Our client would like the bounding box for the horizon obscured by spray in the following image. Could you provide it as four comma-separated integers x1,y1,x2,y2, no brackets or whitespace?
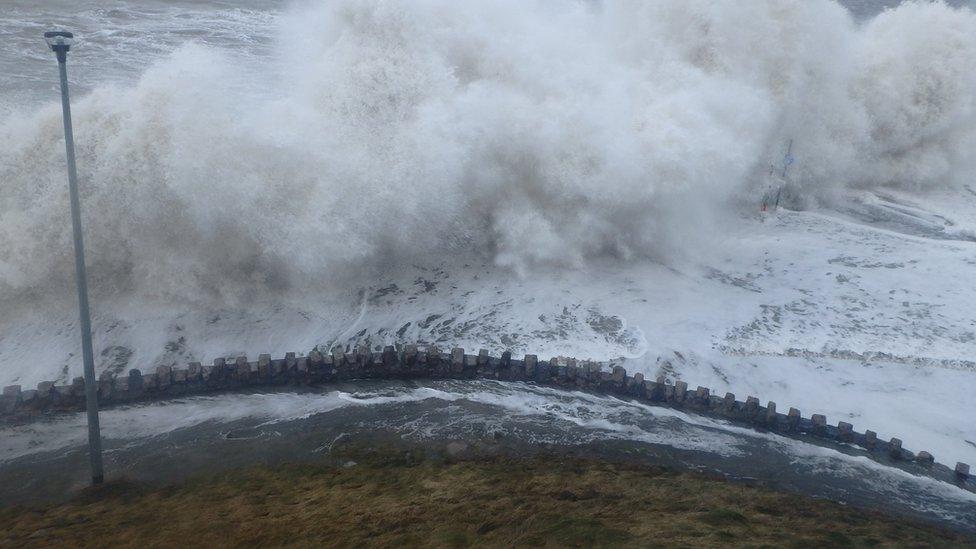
1,0,975,305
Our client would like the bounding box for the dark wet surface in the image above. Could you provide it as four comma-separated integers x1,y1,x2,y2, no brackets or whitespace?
0,380,973,534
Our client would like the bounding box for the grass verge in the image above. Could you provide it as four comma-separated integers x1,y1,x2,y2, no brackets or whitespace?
1,446,972,548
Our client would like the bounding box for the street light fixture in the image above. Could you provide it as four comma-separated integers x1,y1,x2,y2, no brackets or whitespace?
44,29,105,485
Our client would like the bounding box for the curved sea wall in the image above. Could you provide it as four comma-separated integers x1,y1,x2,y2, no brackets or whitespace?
0,345,971,490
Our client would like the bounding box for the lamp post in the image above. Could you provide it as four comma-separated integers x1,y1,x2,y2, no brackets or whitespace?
44,30,104,485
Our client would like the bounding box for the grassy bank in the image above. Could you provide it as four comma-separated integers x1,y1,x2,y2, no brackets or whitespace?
1,449,972,548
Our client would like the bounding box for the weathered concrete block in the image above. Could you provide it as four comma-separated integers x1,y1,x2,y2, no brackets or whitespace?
309,350,323,369
477,349,489,368
382,346,397,370
500,351,512,368
451,348,464,373
156,365,172,387
673,381,688,404
863,429,877,449
331,347,346,367
786,407,800,430
37,381,54,396
915,451,934,465
888,438,903,459
258,354,271,376
20,389,37,404
722,393,736,415
139,372,157,391
296,356,309,374
128,370,143,393
98,373,115,400
745,396,760,419
612,366,626,385
956,462,971,478
837,421,854,442
765,402,777,425
694,386,709,404
284,352,297,372
172,368,188,383
404,345,419,367
72,377,86,396
188,362,202,380
524,354,537,377
212,358,227,379
235,356,249,378
811,414,826,435
2,385,21,398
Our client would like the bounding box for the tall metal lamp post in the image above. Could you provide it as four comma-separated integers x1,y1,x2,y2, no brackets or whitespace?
44,30,104,485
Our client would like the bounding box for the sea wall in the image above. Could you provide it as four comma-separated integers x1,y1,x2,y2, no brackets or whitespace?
1,345,971,490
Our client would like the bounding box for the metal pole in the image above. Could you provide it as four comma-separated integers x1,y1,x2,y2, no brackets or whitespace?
55,49,104,485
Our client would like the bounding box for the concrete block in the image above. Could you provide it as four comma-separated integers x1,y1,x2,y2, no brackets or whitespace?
501,351,512,368
405,345,418,366
284,352,297,371
235,356,249,378
72,377,86,395
673,381,688,403
172,368,188,383
2,385,21,398
722,393,735,414
612,366,626,384
745,397,760,418
956,462,971,478
309,350,323,368
212,358,227,378
128,370,143,392
915,451,934,465
37,381,54,395
695,386,709,403
156,365,172,387
331,347,345,367
258,354,271,374
382,346,397,369
786,407,800,431
524,354,537,377
296,356,309,373
837,421,854,442
188,362,202,380
139,372,156,391
20,389,37,404
889,438,903,459
765,402,777,425
477,349,489,368
811,414,826,434
863,430,877,448
451,348,464,373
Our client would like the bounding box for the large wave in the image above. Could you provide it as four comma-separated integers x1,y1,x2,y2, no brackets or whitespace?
1,0,975,304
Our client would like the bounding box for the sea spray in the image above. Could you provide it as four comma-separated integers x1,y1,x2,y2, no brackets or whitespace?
1,0,975,305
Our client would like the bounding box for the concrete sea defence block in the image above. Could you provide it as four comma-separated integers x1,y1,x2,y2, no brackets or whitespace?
837,421,854,442
787,407,800,431
187,362,202,381
888,438,903,459
451,348,464,373
745,397,760,420
524,354,537,377
765,402,777,426
612,366,626,385
673,381,688,404
915,451,934,465
811,414,826,435
956,462,971,478
156,365,172,388
863,430,877,449
722,393,736,416
258,354,272,377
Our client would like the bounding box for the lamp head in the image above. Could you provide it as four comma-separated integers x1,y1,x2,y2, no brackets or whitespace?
44,31,74,56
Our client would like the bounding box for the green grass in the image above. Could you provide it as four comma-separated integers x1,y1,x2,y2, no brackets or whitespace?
0,446,972,548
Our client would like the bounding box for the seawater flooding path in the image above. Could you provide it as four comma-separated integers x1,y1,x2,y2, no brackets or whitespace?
1,380,974,535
